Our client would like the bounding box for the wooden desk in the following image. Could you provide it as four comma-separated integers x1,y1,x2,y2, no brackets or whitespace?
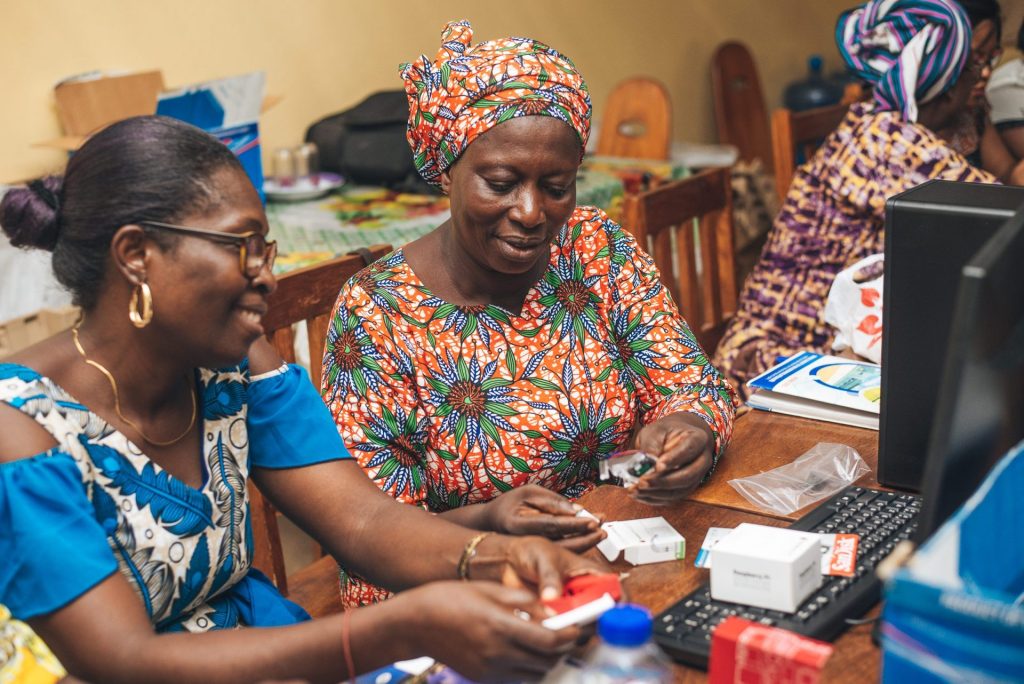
579,486,881,683
577,410,885,683
292,410,886,680
690,410,880,521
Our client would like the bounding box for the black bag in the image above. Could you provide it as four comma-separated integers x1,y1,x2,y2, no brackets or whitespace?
305,90,436,194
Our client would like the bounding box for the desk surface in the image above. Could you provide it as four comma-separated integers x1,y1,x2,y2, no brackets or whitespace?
691,409,880,520
578,410,884,683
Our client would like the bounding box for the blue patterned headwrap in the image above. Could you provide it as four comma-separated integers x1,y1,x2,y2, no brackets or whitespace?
836,0,972,122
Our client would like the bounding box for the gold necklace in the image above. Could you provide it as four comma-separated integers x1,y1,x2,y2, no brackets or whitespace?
71,324,197,447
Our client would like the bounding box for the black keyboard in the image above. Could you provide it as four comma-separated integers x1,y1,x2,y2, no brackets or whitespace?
654,485,921,669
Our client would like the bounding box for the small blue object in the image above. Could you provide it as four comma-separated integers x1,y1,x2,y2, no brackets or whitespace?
156,73,267,203
597,604,654,647
783,54,845,112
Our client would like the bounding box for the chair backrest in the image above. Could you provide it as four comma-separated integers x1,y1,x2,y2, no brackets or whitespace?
770,102,849,202
621,168,737,353
596,77,672,160
711,41,773,166
248,244,392,594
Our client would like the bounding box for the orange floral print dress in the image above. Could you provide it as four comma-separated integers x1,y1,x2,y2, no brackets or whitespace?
322,206,737,606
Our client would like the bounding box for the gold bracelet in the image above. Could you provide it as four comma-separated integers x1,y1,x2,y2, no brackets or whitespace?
457,531,494,580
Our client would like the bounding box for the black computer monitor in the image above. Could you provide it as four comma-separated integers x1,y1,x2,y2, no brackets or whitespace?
915,208,1024,542
880,181,1024,490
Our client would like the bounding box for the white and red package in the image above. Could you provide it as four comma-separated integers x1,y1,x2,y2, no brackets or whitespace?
540,573,622,630
824,253,884,364
819,533,859,577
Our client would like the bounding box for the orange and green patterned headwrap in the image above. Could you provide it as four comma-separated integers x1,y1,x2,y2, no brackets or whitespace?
401,20,591,187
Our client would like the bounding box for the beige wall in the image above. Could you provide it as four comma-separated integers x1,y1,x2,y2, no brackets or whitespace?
0,0,996,183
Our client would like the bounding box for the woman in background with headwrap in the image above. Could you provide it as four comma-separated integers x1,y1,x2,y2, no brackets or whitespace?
323,20,737,607
714,0,1000,395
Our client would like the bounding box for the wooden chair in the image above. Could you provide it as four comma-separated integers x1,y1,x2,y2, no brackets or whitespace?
711,41,773,166
621,168,737,353
770,101,850,202
596,77,672,160
248,244,392,603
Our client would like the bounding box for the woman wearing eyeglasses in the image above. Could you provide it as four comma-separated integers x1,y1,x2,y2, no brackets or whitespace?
0,115,602,683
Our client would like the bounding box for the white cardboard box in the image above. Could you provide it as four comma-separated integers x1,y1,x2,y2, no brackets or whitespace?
709,523,821,613
597,517,685,565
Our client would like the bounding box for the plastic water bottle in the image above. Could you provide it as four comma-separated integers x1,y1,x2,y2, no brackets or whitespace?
578,605,671,683
783,55,845,112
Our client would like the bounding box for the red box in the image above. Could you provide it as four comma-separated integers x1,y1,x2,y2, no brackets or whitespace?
708,617,834,684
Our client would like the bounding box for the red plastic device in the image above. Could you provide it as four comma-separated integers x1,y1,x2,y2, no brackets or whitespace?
542,573,623,615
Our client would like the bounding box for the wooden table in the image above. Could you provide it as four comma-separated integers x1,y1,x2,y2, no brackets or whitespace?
577,409,882,683
292,410,885,680
691,409,880,520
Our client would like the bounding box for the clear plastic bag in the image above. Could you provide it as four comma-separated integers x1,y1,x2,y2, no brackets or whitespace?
728,443,870,515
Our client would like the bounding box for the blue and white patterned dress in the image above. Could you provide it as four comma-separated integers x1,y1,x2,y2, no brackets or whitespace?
0,361,348,631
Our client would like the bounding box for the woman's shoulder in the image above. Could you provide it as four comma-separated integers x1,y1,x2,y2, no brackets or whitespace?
566,204,612,230
0,363,66,465
0,361,46,385
845,101,945,152
0,360,71,409
820,102,962,184
337,248,417,305
556,205,626,253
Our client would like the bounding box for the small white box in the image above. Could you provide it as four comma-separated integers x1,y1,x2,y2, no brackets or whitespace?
597,517,685,565
709,523,822,613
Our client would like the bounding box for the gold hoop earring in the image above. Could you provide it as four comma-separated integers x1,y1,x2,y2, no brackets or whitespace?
129,282,153,328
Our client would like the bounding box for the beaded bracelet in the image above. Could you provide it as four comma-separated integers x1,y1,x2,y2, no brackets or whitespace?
457,531,494,580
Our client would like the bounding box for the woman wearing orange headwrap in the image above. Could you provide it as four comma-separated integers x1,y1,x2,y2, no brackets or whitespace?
323,21,737,607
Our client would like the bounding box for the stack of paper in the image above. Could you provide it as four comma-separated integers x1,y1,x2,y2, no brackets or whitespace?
746,352,881,430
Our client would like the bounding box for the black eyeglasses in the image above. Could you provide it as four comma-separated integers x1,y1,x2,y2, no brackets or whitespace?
970,48,1003,73
141,221,277,278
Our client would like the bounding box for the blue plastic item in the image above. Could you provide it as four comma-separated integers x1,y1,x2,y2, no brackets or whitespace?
582,605,672,683
784,55,846,112
880,440,1024,682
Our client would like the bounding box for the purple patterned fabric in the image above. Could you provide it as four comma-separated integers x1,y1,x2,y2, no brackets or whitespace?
714,102,997,396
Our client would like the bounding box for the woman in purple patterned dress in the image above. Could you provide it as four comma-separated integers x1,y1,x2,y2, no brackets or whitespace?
715,0,1000,395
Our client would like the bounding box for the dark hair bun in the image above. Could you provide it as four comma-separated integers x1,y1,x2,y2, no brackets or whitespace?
0,175,63,251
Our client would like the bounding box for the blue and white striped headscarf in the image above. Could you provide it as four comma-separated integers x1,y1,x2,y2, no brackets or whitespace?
836,0,972,122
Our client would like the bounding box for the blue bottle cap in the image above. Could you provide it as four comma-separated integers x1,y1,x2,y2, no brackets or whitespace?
809,55,824,73
597,604,653,647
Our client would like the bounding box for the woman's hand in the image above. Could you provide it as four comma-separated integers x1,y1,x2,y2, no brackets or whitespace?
630,413,715,505
482,485,606,552
401,580,579,682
